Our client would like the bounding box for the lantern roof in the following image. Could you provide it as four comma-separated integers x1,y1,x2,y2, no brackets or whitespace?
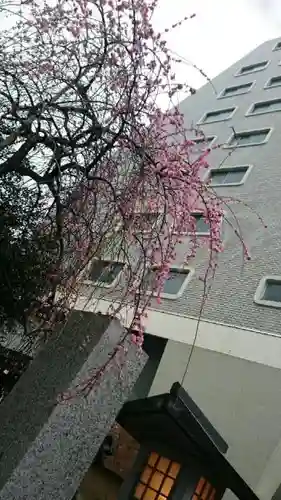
117,382,259,500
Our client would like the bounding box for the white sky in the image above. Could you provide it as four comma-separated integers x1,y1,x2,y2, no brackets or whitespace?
1,0,281,105
154,0,281,92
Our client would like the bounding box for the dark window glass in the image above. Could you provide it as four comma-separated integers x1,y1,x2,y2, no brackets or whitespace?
147,268,190,295
210,171,228,185
90,260,124,284
268,76,281,87
240,61,267,74
268,100,281,111
223,83,252,96
203,108,235,123
191,136,214,145
192,213,210,233
133,213,159,232
252,99,281,113
189,136,215,153
210,167,248,185
163,270,189,294
262,280,281,302
193,136,214,143
229,130,269,146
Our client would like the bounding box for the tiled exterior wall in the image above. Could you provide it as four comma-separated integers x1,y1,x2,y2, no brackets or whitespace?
82,38,281,335
169,37,281,334
150,39,281,498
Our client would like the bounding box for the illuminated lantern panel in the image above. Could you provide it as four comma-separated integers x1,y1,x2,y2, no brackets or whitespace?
192,476,216,500
134,452,181,500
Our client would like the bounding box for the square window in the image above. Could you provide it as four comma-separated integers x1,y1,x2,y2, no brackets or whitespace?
225,128,272,148
189,135,216,152
125,212,161,237
209,166,251,186
146,267,193,299
264,75,281,89
198,107,237,124
254,276,281,308
218,82,254,98
263,281,281,302
246,98,281,115
273,41,281,51
133,213,160,232
236,60,269,76
89,259,124,286
174,213,215,236
191,213,210,234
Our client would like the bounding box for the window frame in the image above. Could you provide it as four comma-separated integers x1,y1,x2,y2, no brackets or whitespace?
197,106,237,125
234,60,270,77
223,127,273,149
131,212,162,235
264,75,281,89
254,276,281,309
189,135,217,151
83,258,125,288
208,165,253,187
273,41,281,51
145,266,194,300
190,212,211,236
173,212,224,236
217,81,255,99
246,98,281,117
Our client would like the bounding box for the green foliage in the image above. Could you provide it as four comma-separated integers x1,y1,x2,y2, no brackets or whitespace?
0,174,54,330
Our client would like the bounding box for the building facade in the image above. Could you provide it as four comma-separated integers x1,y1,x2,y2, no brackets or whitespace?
149,37,281,500
77,37,281,500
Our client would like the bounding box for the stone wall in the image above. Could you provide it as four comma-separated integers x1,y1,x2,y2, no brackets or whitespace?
0,311,146,500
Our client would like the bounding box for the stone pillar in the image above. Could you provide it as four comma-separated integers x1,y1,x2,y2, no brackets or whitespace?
0,311,146,500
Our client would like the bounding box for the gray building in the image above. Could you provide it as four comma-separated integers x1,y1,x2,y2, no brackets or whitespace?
76,38,281,500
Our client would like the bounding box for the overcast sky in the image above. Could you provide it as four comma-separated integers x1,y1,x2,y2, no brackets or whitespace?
1,0,281,103
154,0,281,95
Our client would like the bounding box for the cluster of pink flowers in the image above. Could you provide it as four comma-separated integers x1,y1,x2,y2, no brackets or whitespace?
1,0,228,383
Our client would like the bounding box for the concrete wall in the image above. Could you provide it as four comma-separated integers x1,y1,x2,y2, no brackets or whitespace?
150,338,281,498
78,298,281,371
